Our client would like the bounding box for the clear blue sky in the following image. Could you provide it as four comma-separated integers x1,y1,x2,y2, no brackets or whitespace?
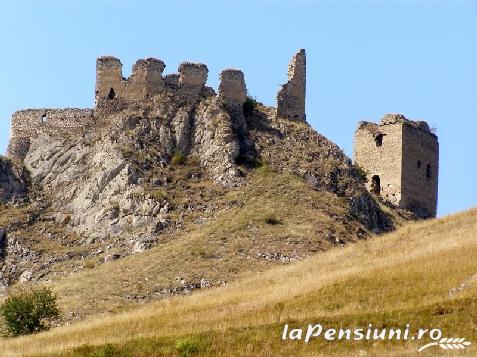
1,0,476,217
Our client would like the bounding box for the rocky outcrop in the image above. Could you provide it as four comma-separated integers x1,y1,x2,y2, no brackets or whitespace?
192,98,242,187
0,156,28,204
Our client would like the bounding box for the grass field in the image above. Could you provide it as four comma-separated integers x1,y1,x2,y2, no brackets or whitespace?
0,208,475,356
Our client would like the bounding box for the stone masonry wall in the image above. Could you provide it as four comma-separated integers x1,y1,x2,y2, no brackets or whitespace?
354,120,404,205
7,109,94,161
353,113,439,217
401,124,439,217
95,57,210,109
218,69,247,106
95,56,166,106
276,49,306,121
178,62,209,104
9,51,307,162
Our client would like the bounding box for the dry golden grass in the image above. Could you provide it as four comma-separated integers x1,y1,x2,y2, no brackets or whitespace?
0,207,475,356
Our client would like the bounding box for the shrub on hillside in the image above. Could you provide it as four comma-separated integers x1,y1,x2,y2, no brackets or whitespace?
176,337,201,356
243,96,258,117
171,150,187,165
0,287,60,336
264,215,283,226
353,164,368,181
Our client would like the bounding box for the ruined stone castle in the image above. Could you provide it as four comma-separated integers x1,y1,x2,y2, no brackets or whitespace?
6,48,438,218
7,49,307,162
354,114,439,217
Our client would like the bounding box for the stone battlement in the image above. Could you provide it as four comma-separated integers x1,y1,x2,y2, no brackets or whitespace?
95,56,166,104
7,50,307,162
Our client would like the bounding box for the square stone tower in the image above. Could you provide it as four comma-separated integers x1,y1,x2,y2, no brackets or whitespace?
354,114,439,218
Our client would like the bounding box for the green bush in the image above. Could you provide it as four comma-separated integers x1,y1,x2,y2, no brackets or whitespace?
0,287,60,336
264,215,283,225
171,150,186,165
353,165,368,181
243,96,258,117
175,337,200,357
256,159,272,175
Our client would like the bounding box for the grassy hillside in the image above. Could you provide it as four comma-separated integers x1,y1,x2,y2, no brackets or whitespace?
7,168,371,321
0,208,475,356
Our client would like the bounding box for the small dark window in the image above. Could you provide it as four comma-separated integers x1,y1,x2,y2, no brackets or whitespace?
108,87,116,100
417,160,421,168
426,164,431,178
371,175,381,195
375,134,384,147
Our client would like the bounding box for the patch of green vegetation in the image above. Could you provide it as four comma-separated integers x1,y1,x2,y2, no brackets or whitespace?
171,150,187,165
175,337,201,357
256,159,272,175
148,188,168,202
264,215,283,226
353,164,368,181
243,96,258,117
0,288,59,336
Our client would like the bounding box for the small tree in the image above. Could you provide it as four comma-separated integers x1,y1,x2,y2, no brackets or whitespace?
243,96,258,117
1,287,60,336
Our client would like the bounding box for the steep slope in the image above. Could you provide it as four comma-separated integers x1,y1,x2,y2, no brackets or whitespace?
0,208,475,356
0,99,398,306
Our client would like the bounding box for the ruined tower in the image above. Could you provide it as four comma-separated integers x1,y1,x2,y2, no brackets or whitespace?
276,49,306,121
218,69,247,107
354,113,439,218
95,56,166,106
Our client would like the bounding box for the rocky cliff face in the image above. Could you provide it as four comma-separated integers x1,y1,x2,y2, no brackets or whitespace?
0,157,29,204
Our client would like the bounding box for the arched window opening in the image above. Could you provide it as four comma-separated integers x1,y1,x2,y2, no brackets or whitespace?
426,164,431,178
108,87,116,100
374,134,384,147
417,160,421,168
371,175,381,195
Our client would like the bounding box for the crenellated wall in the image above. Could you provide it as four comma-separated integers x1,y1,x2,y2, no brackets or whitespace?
95,57,166,105
7,50,312,162
7,109,94,161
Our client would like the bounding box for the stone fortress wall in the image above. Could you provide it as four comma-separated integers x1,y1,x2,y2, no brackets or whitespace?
7,109,94,161
354,114,439,217
7,49,306,162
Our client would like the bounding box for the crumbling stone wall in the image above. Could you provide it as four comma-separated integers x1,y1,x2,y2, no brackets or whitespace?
401,123,439,217
276,49,306,121
218,69,247,106
95,57,166,106
353,113,438,217
7,109,94,161
8,51,311,163
178,62,209,104
95,57,210,110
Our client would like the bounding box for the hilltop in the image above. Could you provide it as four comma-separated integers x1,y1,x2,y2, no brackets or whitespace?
0,49,415,323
